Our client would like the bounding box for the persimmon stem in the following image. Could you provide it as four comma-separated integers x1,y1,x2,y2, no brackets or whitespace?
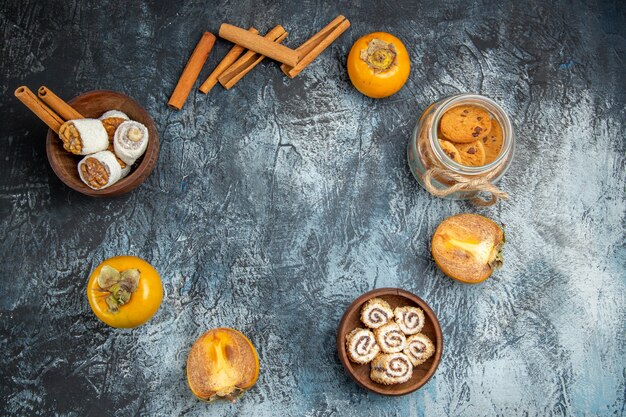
360,38,397,72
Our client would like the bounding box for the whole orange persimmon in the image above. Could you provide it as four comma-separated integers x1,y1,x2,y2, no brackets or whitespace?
87,255,163,328
347,32,410,98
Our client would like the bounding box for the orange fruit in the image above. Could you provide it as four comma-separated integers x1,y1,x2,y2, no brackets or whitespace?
347,32,410,98
187,328,260,402
87,256,163,328
431,214,504,283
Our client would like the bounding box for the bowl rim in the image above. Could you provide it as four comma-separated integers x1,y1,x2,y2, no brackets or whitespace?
336,287,443,396
45,89,159,197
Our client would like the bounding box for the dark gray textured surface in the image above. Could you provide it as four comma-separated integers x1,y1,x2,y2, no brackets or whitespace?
1,0,625,416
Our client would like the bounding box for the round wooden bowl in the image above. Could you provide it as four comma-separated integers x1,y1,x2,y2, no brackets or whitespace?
45,90,159,197
337,288,443,396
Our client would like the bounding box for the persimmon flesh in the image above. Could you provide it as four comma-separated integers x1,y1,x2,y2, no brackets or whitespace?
187,328,260,402
432,214,504,283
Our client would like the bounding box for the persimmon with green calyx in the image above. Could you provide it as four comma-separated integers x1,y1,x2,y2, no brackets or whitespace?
187,328,260,403
87,256,163,328
431,213,505,284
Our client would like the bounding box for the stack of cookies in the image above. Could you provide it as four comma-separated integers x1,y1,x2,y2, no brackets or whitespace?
438,104,503,166
345,297,435,385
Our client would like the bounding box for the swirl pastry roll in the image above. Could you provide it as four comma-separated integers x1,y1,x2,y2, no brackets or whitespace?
99,110,129,140
394,306,425,335
59,119,109,155
360,298,393,329
403,333,435,366
370,353,413,385
114,120,149,165
374,322,407,353
78,150,123,190
345,328,380,364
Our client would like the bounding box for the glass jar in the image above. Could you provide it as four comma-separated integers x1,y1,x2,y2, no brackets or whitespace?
407,94,515,202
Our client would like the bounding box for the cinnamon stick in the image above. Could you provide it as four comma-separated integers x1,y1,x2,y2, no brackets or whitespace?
281,15,350,78
14,86,64,133
219,23,299,67
200,27,259,94
168,32,216,110
218,26,288,90
38,86,84,120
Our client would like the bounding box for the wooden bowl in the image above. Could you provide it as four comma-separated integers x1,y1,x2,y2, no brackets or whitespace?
337,288,443,396
45,90,159,197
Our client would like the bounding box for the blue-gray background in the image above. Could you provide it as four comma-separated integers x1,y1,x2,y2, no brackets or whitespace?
1,0,624,416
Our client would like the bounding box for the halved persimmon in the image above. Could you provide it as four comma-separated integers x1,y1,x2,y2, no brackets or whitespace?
187,328,260,402
431,214,504,283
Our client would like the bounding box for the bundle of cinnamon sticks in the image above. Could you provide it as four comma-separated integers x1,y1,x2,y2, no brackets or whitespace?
168,15,350,110
14,86,83,133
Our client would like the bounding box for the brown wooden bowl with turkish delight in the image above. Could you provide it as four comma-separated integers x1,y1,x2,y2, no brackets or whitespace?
46,90,159,197
337,288,443,396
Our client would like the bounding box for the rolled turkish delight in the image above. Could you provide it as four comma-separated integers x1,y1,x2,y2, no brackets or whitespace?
100,109,129,120
58,119,109,155
99,110,129,140
374,322,407,353
345,328,380,364
394,306,425,335
370,353,413,385
403,333,435,366
113,120,149,165
360,298,393,329
120,163,131,179
77,150,123,190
